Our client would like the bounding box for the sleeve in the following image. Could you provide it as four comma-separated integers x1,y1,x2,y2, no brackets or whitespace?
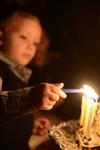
0,86,36,116
0,77,2,91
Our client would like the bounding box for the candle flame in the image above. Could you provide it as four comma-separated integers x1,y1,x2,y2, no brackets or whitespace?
81,85,99,101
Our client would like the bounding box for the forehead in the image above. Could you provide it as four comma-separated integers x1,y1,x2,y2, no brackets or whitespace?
5,15,42,36
16,18,41,33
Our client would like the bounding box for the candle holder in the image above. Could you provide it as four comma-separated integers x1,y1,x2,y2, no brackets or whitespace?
49,85,100,150
75,101,100,149
49,121,100,150
76,85,100,149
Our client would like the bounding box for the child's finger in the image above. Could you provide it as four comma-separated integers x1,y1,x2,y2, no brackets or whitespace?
50,85,67,99
53,82,64,89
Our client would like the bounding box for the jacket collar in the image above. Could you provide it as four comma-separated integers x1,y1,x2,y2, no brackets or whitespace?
0,51,32,84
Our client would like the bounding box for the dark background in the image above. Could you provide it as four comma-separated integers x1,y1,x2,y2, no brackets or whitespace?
1,0,100,120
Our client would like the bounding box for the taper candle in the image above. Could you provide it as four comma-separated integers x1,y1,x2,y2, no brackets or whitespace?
79,95,87,127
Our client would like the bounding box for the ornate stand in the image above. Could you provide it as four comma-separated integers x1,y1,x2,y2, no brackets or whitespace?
49,120,100,150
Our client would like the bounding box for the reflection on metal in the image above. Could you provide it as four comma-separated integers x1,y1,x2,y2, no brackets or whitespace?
49,85,100,150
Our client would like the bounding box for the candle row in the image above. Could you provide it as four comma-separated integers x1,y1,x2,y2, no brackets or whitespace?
79,95,98,137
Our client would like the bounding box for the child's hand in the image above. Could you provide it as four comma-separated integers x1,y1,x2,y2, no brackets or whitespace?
32,116,50,136
31,82,67,110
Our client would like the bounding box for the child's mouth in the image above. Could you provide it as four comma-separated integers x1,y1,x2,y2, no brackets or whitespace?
23,54,31,59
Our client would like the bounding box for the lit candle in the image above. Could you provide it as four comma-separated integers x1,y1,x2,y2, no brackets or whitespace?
84,97,95,137
79,95,87,127
83,96,92,136
97,103,100,136
91,101,98,124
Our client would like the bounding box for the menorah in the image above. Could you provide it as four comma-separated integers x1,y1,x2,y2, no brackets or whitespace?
49,85,100,150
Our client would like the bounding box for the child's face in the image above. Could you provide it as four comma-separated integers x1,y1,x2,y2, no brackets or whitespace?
2,18,42,66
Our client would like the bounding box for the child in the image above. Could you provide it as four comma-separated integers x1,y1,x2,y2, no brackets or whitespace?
0,5,67,150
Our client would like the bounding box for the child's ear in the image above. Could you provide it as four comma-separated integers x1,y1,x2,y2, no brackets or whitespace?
0,31,3,46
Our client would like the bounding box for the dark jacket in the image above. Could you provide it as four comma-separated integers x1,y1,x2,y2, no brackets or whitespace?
0,52,35,150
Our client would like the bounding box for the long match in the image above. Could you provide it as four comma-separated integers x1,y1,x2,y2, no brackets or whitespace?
62,88,99,100
62,88,83,93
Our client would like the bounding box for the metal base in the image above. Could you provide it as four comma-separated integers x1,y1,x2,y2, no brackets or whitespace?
49,120,100,150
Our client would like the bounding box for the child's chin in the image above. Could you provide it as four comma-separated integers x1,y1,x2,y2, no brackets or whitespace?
20,61,29,66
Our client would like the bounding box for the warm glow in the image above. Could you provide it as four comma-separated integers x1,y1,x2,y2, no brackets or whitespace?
81,85,99,101
79,84,99,138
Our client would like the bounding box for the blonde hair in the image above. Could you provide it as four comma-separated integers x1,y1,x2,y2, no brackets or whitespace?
0,11,41,33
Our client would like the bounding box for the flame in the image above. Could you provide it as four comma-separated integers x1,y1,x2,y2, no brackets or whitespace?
81,85,99,101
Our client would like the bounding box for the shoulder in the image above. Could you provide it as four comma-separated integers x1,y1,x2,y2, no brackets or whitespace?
0,59,8,67
0,59,11,83
0,59,10,73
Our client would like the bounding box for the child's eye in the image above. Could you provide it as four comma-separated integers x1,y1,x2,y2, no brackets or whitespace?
20,35,27,40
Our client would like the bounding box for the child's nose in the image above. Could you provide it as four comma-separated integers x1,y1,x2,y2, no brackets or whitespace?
27,43,34,51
